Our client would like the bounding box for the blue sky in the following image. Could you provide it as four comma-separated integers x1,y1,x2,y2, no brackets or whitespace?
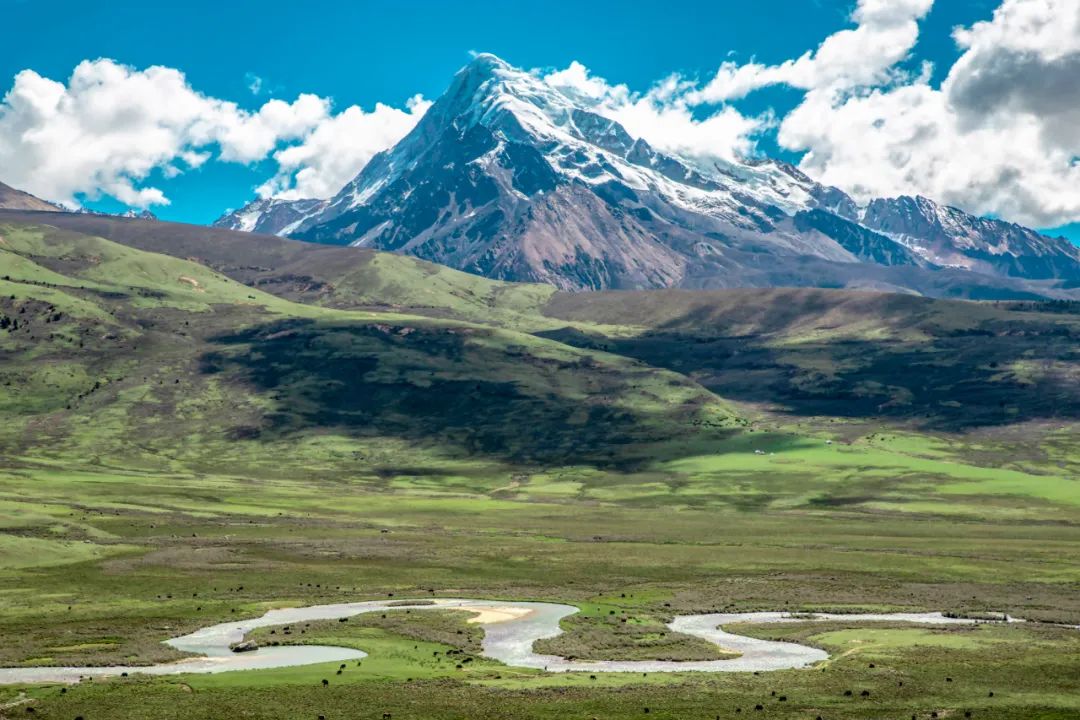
2,0,1078,242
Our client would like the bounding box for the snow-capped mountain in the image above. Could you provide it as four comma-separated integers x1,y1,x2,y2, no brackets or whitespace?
216,54,1080,295
862,196,1079,280
73,207,158,220
121,209,158,220
214,197,328,236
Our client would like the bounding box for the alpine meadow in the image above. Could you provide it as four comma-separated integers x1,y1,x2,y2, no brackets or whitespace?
1,2,1079,719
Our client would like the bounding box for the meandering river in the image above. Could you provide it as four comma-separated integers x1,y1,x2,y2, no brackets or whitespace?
0,598,1042,684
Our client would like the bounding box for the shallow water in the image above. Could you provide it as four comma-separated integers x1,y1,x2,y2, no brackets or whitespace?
0,599,1045,684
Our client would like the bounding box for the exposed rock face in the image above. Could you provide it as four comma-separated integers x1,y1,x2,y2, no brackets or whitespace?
794,210,923,267
215,198,329,236
216,54,1080,296
861,195,1080,280
0,182,63,212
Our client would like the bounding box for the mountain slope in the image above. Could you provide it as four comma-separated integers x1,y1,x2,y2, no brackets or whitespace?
0,181,62,212
7,208,1077,336
287,54,870,290
862,195,1080,279
0,218,739,474
3,209,1076,436
0,209,562,329
540,287,1080,430
214,197,328,235
793,209,925,267
218,54,1080,297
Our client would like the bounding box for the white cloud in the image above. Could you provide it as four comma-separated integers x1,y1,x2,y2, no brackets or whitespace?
536,0,932,178
540,0,1080,228
0,59,426,208
544,61,620,104
543,62,765,164
257,95,430,200
215,94,331,163
8,1,1080,229
691,0,933,103
764,0,1080,227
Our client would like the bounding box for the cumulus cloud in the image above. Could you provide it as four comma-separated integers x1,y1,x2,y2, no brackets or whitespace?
544,61,621,104
763,0,1080,227
540,0,1080,227
536,0,933,177
947,0,1080,133
691,0,933,102
0,59,426,208
543,61,765,164
8,1,1080,229
257,95,431,200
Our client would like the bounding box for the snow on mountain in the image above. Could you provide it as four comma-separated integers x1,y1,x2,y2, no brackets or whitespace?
72,207,158,220
0,181,161,220
214,197,328,236
215,54,1080,295
121,209,158,220
285,53,864,289
862,196,1080,279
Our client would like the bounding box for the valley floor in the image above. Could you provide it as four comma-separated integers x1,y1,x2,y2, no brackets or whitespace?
0,217,1077,718
1,417,1078,719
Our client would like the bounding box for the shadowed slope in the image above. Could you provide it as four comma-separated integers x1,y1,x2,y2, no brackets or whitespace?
0,220,737,473
540,288,1080,429
3,212,1078,431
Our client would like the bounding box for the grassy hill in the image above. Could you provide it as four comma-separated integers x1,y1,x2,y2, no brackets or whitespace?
1,213,1076,503
0,210,559,328
0,212,1078,720
0,220,736,476
540,288,1080,430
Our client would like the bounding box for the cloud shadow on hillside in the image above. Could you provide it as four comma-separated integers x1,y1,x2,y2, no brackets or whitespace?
199,318,731,469
536,305,1080,432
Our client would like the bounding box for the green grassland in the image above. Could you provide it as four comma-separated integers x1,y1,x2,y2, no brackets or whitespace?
532,605,738,662
0,216,1077,718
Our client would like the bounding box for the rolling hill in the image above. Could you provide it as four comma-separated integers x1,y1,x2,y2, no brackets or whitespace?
0,215,738,476
2,209,1077,451
1,212,1079,720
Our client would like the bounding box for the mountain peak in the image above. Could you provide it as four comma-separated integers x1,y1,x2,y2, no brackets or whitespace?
460,52,513,78
217,56,1080,296
214,196,329,235
438,54,572,139
450,52,536,99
